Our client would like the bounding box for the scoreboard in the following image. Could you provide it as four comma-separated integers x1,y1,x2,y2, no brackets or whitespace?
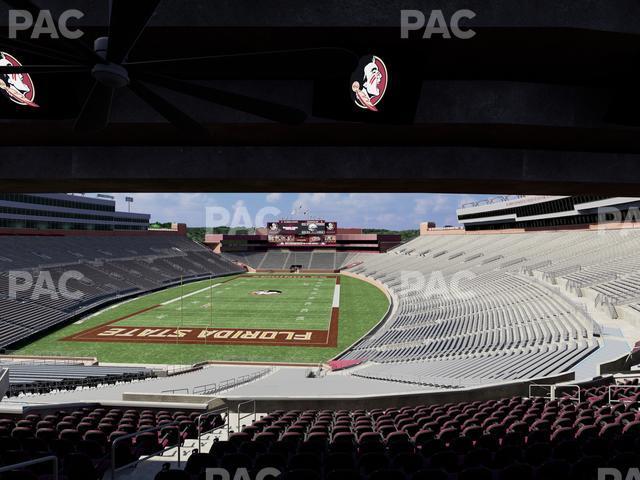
267,220,337,245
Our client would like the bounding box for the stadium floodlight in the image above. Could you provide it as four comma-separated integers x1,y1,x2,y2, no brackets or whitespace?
125,196,134,212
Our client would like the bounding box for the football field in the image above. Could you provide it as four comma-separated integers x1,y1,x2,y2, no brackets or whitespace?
15,273,389,364
115,275,336,330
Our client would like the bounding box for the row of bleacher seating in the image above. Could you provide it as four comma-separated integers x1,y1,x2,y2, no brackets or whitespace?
352,341,598,388
339,230,629,385
0,235,244,348
2,362,155,397
1,377,638,479
148,378,640,480
0,405,220,479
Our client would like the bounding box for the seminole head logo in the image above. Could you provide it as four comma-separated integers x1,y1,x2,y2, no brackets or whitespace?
351,55,387,112
0,52,38,108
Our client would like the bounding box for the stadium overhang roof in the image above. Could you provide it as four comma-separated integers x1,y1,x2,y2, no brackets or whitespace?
0,0,639,193
4,146,640,194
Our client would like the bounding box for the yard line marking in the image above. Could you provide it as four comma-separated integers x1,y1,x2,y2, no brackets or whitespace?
161,283,222,306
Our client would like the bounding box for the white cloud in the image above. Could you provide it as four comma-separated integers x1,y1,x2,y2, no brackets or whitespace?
231,199,245,210
413,195,452,216
98,193,217,226
95,192,490,230
289,193,405,228
266,192,282,203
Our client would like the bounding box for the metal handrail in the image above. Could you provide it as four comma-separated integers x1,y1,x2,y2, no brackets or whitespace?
554,384,581,403
161,388,189,394
608,384,640,404
192,381,217,395
237,400,256,431
0,455,58,479
167,364,202,376
197,406,230,453
192,368,272,395
111,421,182,480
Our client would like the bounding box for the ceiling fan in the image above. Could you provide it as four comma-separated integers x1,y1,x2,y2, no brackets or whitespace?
0,0,358,134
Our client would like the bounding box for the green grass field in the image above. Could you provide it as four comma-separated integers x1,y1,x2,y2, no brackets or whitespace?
14,274,389,365
115,275,336,330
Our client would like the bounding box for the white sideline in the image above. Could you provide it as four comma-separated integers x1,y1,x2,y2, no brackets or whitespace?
161,283,221,306
332,284,341,308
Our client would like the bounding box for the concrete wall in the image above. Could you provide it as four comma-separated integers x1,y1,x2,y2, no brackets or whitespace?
599,351,640,375
122,392,224,409
221,372,574,411
0,369,8,401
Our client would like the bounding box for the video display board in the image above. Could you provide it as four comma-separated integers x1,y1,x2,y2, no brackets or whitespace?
267,220,337,245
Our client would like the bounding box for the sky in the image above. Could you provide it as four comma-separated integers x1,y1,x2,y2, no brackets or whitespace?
100,192,490,230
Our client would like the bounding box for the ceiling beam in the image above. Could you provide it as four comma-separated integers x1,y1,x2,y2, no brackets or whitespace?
2,145,640,194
